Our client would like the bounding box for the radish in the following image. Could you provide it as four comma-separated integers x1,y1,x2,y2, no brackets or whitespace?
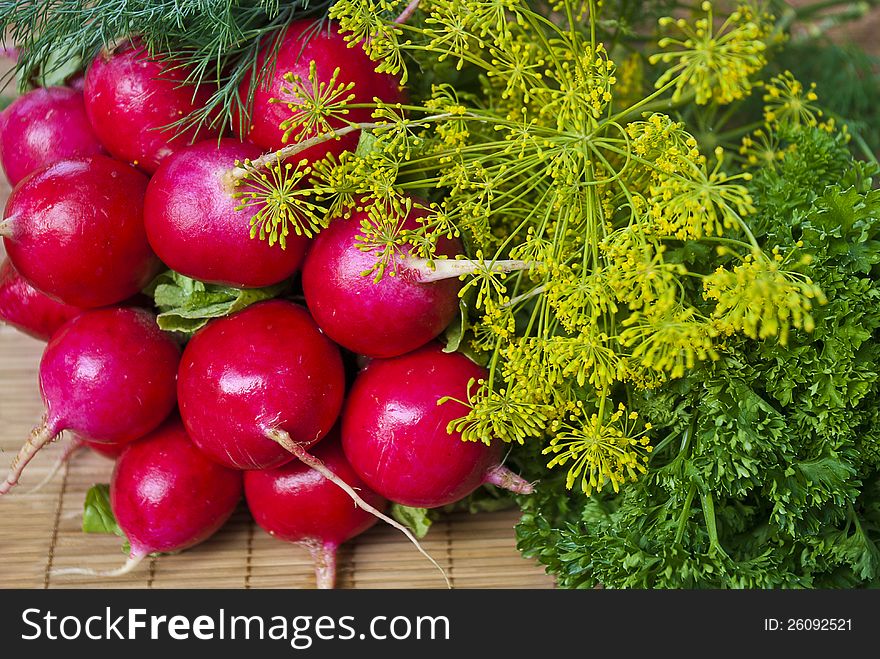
56,418,243,577
177,299,345,471
178,298,447,582
342,343,533,508
302,203,463,358
0,155,160,308
83,39,219,173
237,20,403,161
244,436,386,589
0,258,80,341
144,138,308,288
0,307,180,494
0,86,104,186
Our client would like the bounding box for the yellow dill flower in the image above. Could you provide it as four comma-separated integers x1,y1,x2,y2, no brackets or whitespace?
601,230,685,312
739,128,794,169
650,2,770,105
612,52,645,110
545,332,628,395
444,379,553,445
763,71,823,129
545,266,619,333
704,250,827,345
329,0,407,81
537,43,617,129
648,147,756,240
543,402,653,495
620,305,720,380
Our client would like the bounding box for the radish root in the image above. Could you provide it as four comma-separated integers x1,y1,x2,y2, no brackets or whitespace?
306,540,338,590
395,0,421,24
0,216,16,238
267,428,452,589
0,416,60,495
401,257,537,283
483,464,535,494
23,437,85,495
52,553,145,578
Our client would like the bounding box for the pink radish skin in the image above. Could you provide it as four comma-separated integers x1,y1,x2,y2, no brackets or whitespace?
144,139,308,288
0,258,80,341
342,343,533,508
237,20,403,160
0,307,181,494
111,419,243,562
245,437,386,589
1,156,160,308
302,204,462,358
0,86,104,186
84,40,219,173
178,300,345,470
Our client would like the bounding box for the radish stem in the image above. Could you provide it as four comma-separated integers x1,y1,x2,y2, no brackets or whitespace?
266,428,452,589
395,0,421,24
0,216,16,238
401,257,537,283
483,464,535,494
0,416,60,495
52,553,146,578
306,540,338,589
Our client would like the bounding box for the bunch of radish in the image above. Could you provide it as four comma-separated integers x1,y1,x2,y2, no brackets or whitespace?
0,21,531,588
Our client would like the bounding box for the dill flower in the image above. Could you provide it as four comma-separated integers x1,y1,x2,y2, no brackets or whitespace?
274,62,356,145
650,2,770,105
762,71,823,129
444,379,553,445
647,147,756,240
739,127,793,169
704,250,827,345
620,305,720,380
543,403,653,495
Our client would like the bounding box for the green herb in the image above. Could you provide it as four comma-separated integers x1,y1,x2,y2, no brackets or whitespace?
146,270,289,335
82,484,124,537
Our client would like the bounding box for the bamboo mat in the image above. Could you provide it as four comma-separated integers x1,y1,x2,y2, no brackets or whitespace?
0,172,554,590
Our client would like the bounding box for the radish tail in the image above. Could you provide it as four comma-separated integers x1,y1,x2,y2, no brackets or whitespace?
52,553,146,578
0,215,16,238
306,541,338,589
267,429,452,589
395,0,421,24
0,416,60,495
402,257,536,283
23,437,85,495
483,464,535,495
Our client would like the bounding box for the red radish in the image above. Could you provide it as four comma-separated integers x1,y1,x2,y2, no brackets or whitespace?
0,86,104,186
237,20,403,161
144,139,308,288
302,203,463,358
342,343,533,508
178,299,447,582
83,40,219,173
245,436,386,589
177,300,345,471
0,258,80,341
0,307,180,495
56,419,243,577
0,156,160,308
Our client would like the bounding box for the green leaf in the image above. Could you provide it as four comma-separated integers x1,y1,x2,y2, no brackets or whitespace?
82,484,123,536
442,298,469,353
390,504,434,539
354,130,379,158
145,270,289,335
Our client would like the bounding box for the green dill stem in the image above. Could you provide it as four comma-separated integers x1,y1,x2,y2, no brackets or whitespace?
713,120,765,143
852,132,880,166
605,78,685,127
503,284,547,309
674,482,697,545
700,490,728,557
